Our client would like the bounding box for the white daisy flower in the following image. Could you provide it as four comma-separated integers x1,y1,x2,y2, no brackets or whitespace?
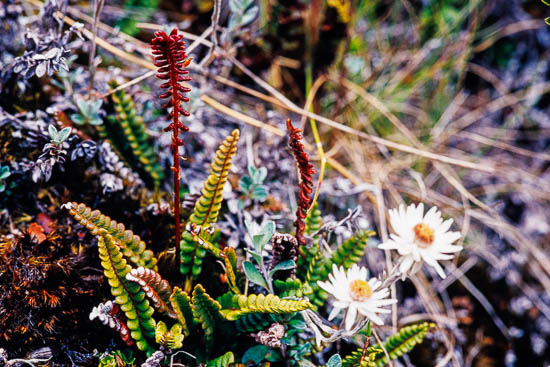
318,264,397,331
378,203,462,279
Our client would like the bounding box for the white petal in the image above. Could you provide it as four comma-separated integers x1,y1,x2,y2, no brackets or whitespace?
317,280,334,295
423,256,447,279
345,304,357,331
399,255,414,274
328,306,343,321
363,311,384,325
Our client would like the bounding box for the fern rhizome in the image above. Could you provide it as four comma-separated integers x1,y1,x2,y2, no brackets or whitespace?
61,28,437,367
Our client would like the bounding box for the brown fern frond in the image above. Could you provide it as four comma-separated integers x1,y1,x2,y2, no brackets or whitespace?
125,267,176,318
90,300,134,346
287,119,316,247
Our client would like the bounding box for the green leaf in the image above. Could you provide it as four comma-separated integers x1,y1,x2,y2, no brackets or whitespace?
253,167,267,184
239,175,252,192
75,97,89,116
245,249,263,267
70,113,85,125
207,351,235,367
0,166,10,180
327,354,342,367
57,127,72,142
252,185,268,201
243,261,267,289
247,164,257,178
242,345,269,365
265,348,283,362
48,125,58,140
268,260,296,279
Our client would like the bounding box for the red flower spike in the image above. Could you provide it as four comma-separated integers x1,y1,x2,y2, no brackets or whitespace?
287,119,316,247
151,28,192,267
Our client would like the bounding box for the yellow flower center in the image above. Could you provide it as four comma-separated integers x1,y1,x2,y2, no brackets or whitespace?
349,280,372,301
413,223,434,248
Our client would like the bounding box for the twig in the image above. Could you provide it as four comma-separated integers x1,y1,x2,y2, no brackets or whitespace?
200,0,221,67
88,0,105,94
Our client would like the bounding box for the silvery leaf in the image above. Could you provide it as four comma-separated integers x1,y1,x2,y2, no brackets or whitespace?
35,62,47,77
48,125,58,140
45,48,60,59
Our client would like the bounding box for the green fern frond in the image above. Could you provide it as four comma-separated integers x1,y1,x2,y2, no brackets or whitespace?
234,313,284,333
67,202,157,270
296,204,323,279
102,80,164,188
206,351,235,367
189,129,240,226
192,284,222,352
303,244,327,310
181,129,240,280
185,224,224,259
297,243,322,287
169,287,195,337
341,322,434,367
273,278,313,298
219,293,312,321
97,230,156,354
223,247,241,294
155,321,184,350
321,230,373,279
304,203,322,235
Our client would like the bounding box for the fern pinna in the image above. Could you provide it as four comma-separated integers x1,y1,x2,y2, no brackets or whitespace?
341,322,434,367
180,129,240,284
152,28,192,268
101,80,164,189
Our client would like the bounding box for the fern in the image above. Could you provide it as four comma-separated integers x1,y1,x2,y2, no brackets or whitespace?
304,203,322,235
66,202,157,270
169,287,195,337
320,230,373,279
219,293,312,321
223,247,241,294
180,129,240,280
102,80,164,188
90,300,134,347
125,267,174,317
273,278,313,298
155,321,184,349
287,119,315,247
234,313,284,333
297,242,321,284
341,323,434,367
97,230,156,354
192,284,222,352
207,351,235,367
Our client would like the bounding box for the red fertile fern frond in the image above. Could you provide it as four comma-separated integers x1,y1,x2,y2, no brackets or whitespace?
151,28,192,267
286,119,316,247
